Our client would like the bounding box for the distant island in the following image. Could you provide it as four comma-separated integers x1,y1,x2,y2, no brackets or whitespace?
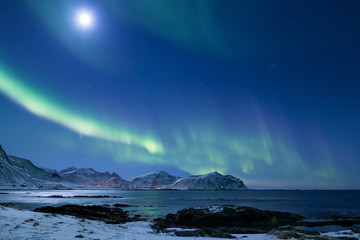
0,144,247,190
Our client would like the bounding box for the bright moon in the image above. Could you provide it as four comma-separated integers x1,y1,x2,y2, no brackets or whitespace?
76,10,94,29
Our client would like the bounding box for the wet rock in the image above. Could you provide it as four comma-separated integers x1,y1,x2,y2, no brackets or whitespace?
48,195,63,198
0,202,22,207
113,203,134,208
299,219,360,228
269,229,358,240
269,229,312,239
34,204,140,224
350,225,360,233
73,195,122,198
154,205,303,231
197,228,237,238
174,229,206,237
24,218,35,223
153,205,304,238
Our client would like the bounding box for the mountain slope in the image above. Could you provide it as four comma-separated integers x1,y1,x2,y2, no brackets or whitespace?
57,167,129,187
0,145,64,189
8,155,61,182
165,171,247,190
53,168,248,190
129,171,180,189
1,144,248,190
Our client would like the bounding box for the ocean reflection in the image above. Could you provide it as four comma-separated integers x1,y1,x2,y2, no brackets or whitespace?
1,190,360,219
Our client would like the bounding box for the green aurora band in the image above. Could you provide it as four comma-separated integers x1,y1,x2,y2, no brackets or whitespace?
0,64,340,187
0,66,164,154
0,1,344,188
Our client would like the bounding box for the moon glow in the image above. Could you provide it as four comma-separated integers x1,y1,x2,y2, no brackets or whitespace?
76,10,94,29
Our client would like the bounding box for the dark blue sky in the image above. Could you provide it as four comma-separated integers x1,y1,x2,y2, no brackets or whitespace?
0,0,359,188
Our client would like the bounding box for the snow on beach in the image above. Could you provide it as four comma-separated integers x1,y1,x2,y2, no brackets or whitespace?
0,206,279,240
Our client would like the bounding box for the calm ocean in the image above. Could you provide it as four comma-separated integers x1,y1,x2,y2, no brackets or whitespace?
1,190,359,220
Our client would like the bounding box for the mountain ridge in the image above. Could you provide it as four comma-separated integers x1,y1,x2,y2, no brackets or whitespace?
0,145,247,190
52,167,247,190
0,145,65,189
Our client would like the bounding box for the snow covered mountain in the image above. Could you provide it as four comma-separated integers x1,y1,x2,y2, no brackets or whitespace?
0,144,247,190
53,168,247,190
165,171,247,190
57,167,129,188
8,155,61,182
129,171,180,189
0,145,64,189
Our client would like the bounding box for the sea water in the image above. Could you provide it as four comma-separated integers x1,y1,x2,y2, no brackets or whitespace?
1,190,359,220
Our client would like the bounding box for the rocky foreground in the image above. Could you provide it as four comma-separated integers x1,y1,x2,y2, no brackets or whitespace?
30,204,360,239
34,204,142,224
153,205,360,239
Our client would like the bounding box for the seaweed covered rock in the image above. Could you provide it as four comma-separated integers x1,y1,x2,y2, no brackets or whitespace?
156,205,303,230
34,204,141,224
153,205,304,237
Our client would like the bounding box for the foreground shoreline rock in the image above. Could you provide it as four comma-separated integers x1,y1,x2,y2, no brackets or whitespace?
29,203,360,239
152,205,360,239
1,205,359,240
152,205,304,238
34,204,142,224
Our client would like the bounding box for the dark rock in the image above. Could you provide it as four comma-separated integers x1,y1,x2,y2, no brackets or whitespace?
73,195,122,198
113,203,134,208
217,226,266,234
163,227,236,238
269,228,359,240
34,204,140,224
0,202,22,207
153,205,305,238
299,219,360,228
350,225,360,233
207,229,236,238
269,229,309,239
155,205,303,232
48,195,63,198
173,229,206,237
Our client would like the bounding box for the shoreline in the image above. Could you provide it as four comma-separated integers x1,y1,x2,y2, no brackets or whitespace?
1,204,359,240
1,189,360,239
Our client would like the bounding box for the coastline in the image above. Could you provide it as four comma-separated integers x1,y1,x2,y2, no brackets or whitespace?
1,205,359,240
1,189,360,239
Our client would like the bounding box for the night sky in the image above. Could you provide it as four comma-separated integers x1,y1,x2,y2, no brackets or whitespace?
1,1,360,189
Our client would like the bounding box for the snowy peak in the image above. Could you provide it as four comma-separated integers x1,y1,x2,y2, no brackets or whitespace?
166,171,247,190
127,170,247,190
0,145,247,190
129,171,180,189
57,167,129,187
188,171,222,179
0,145,64,189
8,155,61,182
0,144,10,164
111,172,120,178
52,167,247,190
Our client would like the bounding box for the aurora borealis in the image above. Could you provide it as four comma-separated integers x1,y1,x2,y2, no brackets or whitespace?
1,1,359,188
